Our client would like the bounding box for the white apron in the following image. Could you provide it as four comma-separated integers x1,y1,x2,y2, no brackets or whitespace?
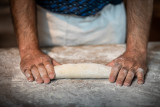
37,3,126,46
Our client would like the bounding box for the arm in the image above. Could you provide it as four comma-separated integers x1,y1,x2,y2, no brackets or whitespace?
126,0,153,58
107,0,153,86
10,0,60,84
10,0,39,57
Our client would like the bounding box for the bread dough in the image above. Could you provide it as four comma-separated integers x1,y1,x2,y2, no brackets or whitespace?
54,63,111,79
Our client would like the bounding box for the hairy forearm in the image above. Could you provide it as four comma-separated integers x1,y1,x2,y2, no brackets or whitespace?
10,0,39,57
126,0,153,55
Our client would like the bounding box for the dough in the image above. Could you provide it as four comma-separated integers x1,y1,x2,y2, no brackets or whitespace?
54,63,111,79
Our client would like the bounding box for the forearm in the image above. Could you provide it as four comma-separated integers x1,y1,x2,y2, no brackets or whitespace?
10,0,39,57
126,0,153,56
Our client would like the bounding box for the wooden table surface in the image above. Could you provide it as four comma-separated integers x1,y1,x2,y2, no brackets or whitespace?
0,43,160,107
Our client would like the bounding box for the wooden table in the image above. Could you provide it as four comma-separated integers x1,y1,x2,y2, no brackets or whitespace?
0,43,160,107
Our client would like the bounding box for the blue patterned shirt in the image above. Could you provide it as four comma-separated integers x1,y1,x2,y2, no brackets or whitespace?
36,0,122,16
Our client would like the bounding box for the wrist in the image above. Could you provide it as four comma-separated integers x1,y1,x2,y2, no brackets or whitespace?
19,46,41,58
126,48,147,55
126,41,147,55
124,49,147,59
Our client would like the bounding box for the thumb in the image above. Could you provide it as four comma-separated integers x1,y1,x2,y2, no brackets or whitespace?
106,61,114,67
52,59,61,66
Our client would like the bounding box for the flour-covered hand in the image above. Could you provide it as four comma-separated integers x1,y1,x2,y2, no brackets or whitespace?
107,51,147,86
20,49,60,84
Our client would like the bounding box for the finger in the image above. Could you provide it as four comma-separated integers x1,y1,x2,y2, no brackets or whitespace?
45,63,55,79
38,63,50,84
24,69,34,82
136,68,145,84
124,69,135,86
43,60,56,79
52,59,61,66
31,65,43,84
106,61,115,67
116,67,128,86
109,63,122,83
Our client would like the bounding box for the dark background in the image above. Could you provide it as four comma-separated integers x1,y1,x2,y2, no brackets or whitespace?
0,0,160,48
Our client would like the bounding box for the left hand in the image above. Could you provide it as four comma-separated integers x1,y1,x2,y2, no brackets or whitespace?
107,51,147,86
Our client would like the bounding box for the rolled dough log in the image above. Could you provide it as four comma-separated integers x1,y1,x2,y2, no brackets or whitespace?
54,63,111,79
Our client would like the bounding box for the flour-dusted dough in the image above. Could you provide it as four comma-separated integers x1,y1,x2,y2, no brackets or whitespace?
54,63,111,79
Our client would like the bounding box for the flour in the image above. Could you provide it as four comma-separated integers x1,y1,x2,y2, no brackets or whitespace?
0,43,160,107
46,44,125,64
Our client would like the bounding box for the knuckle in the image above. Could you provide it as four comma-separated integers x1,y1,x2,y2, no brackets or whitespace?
116,79,123,84
38,67,45,73
136,69,145,76
121,67,128,73
138,76,144,80
44,60,52,65
44,56,51,62
127,71,135,78
113,63,121,70
45,63,52,67
48,72,54,76
137,68,144,72
117,80,123,84
21,65,29,72
127,75,133,80
118,73,125,79
30,64,36,69
20,61,34,71
38,63,44,67
129,68,136,74
117,77,123,81
45,58,51,62
20,62,26,70
47,67,54,72
124,79,130,82
136,64,147,74
43,75,49,78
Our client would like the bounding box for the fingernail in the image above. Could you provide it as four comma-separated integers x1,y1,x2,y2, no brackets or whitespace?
124,82,130,86
116,83,122,86
28,79,33,82
28,77,34,82
36,78,43,84
44,78,50,84
109,77,115,83
49,74,54,79
138,81,144,84
26,73,31,78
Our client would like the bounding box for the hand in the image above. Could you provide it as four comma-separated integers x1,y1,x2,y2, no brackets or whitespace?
107,51,147,86
20,49,60,84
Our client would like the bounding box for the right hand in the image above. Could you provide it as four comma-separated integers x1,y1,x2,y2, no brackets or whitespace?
20,49,60,84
